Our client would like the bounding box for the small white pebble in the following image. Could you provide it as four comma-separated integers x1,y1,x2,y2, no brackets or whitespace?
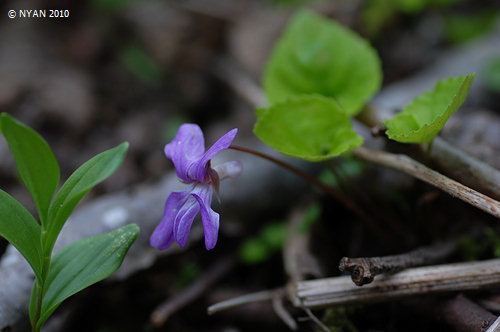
102,207,129,229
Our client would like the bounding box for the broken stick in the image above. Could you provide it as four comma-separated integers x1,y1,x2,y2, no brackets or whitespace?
339,240,459,286
292,258,500,309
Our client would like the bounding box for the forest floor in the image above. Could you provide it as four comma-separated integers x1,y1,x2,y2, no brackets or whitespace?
1,0,500,331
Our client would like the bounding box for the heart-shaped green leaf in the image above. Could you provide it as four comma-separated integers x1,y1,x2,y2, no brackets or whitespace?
263,10,382,116
44,142,128,254
384,73,475,143
32,223,139,329
0,189,42,281
0,113,60,225
254,95,363,161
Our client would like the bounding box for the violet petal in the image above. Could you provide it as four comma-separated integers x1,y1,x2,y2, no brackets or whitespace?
188,128,238,182
192,184,219,250
164,124,205,182
150,190,190,250
173,189,201,248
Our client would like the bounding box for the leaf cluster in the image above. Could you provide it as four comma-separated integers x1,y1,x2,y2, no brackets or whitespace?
0,113,139,330
254,9,475,160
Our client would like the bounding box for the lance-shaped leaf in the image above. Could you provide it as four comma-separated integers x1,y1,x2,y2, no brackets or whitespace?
44,142,129,253
0,189,43,281
263,10,382,116
384,73,475,143
254,95,363,161
0,113,59,225
32,223,139,329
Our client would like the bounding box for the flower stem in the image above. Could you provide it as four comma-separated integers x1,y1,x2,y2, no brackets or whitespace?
229,145,390,245
229,145,334,198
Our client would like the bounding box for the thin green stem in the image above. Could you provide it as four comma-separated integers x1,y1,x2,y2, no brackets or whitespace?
229,145,391,245
33,280,43,332
32,232,52,331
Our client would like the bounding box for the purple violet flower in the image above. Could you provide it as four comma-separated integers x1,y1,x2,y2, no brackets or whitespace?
150,124,241,250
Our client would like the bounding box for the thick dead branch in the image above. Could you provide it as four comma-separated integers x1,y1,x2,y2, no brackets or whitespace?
339,240,459,286
352,147,500,219
291,258,500,309
440,294,496,332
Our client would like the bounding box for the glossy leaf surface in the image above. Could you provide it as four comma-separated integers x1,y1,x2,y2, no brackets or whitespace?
34,224,139,328
0,113,59,224
263,10,382,116
0,189,42,281
384,73,475,143
45,142,129,253
254,95,363,161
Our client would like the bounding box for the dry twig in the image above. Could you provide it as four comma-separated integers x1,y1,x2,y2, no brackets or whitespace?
339,240,459,286
207,288,284,315
291,258,500,309
304,308,331,332
283,202,323,285
429,139,500,201
360,105,500,201
208,287,299,329
151,256,236,326
272,294,298,330
486,316,500,332
352,147,500,219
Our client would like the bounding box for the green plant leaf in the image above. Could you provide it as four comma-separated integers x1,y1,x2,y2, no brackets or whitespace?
254,95,363,161
34,223,139,329
0,189,43,281
384,73,475,143
45,142,129,253
263,10,382,116
0,113,60,225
